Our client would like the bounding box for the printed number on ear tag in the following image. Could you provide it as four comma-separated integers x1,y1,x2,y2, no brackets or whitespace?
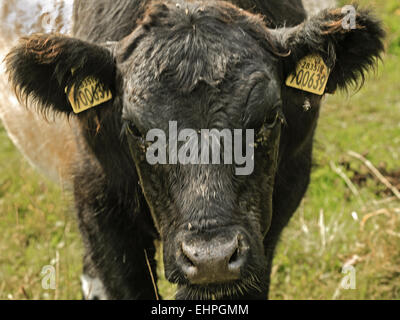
66,75,112,114
285,54,331,96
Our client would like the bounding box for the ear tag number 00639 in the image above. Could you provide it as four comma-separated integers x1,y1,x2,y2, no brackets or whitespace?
66,72,112,114
285,54,331,95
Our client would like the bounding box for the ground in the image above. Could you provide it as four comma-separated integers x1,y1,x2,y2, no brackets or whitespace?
0,0,399,300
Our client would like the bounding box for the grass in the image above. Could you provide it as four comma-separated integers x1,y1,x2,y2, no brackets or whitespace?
0,126,82,299
1,0,400,300
269,0,400,299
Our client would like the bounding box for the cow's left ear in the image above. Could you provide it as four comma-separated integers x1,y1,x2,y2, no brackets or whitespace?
272,7,385,93
6,34,117,117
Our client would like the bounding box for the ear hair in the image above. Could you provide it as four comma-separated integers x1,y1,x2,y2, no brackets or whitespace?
5,34,117,118
272,7,385,93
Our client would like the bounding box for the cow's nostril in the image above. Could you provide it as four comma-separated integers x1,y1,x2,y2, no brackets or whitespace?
183,254,196,267
228,247,240,265
228,237,248,270
181,244,196,267
180,243,199,279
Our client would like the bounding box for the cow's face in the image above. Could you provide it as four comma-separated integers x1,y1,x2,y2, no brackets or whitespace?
118,2,285,298
6,0,384,299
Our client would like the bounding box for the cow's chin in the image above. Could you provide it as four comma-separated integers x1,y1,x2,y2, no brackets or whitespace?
174,276,265,300
167,262,268,300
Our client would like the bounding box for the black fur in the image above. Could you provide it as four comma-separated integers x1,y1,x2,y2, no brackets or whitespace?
5,0,385,300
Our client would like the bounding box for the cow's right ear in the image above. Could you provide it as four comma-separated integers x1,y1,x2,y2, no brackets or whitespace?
5,34,117,117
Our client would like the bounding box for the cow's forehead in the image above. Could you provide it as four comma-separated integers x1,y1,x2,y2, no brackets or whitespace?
117,0,283,132
119,27,279,130
121,60,277,132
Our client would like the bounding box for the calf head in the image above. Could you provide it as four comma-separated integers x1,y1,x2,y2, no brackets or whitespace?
6,1,384,299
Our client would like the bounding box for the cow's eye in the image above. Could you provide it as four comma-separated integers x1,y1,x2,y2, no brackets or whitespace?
264,103,286,129
125,120,142,137
264,109,286,129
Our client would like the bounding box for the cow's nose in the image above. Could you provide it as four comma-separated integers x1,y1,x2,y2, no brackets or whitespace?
178,233,248,284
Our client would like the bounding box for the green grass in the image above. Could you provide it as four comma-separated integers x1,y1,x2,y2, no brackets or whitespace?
269,0,400,299
1,0,400,300
0,125,82,299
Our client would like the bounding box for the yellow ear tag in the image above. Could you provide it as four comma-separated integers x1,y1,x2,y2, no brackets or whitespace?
285,54,331,95
66,71,112,114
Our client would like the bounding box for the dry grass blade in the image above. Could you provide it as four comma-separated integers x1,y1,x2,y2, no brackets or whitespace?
348,151,400,200
360,208,392,230
20,286,30,300
387,230,400,238
319,209,326,250
144,249,160,300
330,161,363,206
55,250,60,300
373,196,397,205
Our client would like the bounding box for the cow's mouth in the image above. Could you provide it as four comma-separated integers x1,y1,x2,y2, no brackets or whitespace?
175,276,264,300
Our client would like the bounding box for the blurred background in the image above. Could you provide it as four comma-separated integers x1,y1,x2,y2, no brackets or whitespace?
0,0,399,300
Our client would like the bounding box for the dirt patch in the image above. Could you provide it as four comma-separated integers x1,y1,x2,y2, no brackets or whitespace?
339,153,400,197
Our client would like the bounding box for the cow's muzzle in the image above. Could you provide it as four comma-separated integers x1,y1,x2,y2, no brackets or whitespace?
176,229,250,285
